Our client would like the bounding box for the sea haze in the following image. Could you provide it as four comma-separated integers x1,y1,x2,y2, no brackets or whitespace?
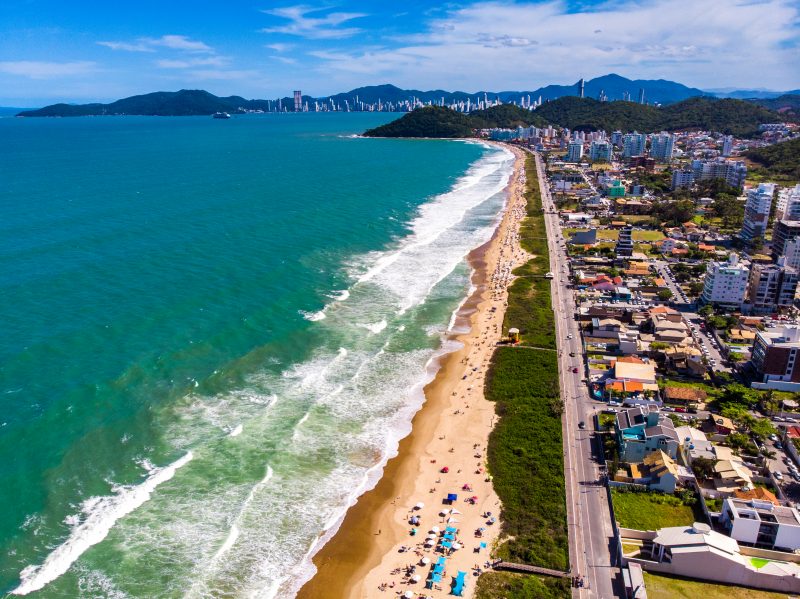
0,113,513,597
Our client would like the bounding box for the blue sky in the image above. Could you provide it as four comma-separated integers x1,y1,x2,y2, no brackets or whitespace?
0,0,798,106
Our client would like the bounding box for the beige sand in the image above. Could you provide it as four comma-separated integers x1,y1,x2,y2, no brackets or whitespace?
297,143,528,599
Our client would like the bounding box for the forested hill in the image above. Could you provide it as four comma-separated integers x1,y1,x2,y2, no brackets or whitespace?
534,96,781,136
365,96,785,138
16,90,272,117
362,105,546,138
745,138,800,183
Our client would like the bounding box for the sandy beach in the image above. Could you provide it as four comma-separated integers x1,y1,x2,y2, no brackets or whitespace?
297,143,529,599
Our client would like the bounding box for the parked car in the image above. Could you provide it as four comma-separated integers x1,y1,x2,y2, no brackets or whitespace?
776,442,784,450
675,407,687,413
770,434,779,442
775,471,784,480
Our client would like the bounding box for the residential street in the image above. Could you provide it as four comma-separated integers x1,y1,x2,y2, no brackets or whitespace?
530,149,619,598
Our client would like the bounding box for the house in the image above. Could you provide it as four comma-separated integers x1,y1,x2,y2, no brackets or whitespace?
628,523,800,593
675,425,714,463
704,414,736,437
734,487,781,506
615,406,680,462
613,450,681,493
720,498,800,551
714,459,754,494
592,317,627,338
664,386,708,408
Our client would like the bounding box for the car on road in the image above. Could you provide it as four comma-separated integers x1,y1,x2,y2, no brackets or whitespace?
770,434,779,442
775,471,784,480
569,352,576,357
572,367,579,373
578,421,586,429
675,407,687,413
567,334,573,339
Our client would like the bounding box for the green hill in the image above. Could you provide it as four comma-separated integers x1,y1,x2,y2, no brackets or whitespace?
363,104,547,138
469,104,548,128
363,106,475,138
17,89,265,117
749,94,800,121
745,138,800,183
534,96,780,136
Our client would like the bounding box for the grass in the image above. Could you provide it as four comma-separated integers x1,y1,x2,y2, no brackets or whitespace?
642,572,789,599
611,489,700,531
706,498,724,512
633,230,665,241
475,571,571,599
485,153,568,572
621,542,641,555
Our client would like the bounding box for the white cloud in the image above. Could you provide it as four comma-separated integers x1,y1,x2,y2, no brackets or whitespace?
97,41,154,52
265,43,293,53
0,60,97,79
155,56,230,69
97,35,213,54
261,5,367,39
308,0,800,90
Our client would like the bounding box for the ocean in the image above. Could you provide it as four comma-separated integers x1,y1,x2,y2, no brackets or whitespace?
0,112,513,597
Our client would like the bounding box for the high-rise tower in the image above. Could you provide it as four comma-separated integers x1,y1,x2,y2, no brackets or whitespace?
578,78,585,98
293,90,302,112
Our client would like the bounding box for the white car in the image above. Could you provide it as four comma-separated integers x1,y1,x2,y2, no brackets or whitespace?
567,334,573,339
775,472,784,481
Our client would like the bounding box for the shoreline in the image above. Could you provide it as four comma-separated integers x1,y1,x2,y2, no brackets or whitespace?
296,142,527,599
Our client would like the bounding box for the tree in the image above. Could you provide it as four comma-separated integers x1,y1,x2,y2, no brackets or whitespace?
657,289,674,301
691,456,717,480
688,282,705,296
749,417,777,440
698,305,714,318
719,383,758,409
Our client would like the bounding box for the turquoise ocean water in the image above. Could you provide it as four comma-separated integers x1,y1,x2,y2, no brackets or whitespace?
0,113,513,597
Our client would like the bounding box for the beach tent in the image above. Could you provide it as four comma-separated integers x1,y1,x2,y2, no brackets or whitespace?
436,556,447,567
451,571,467,596
446,493,458,503
447,517,459,524
440,540,453,549
443,533,455,541
445,526,458,534
433,564,445,575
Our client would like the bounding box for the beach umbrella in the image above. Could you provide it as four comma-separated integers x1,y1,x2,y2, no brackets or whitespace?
431,526,440,533
451,509,462,515
412,574,421,582
415,502,425,509
447,517,460,523
453,542,462,550
439,509,450,516
420,557,430,565
404,591,414,599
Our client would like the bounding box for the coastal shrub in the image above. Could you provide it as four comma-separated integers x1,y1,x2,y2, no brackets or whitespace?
475,571,570,599
485,347,568,571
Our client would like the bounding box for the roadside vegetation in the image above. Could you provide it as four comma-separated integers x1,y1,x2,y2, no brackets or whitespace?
611,487,702,530
642,572,788,599
484,153,568,572
745,137,800,184
504,156,557,349
475,571,570,599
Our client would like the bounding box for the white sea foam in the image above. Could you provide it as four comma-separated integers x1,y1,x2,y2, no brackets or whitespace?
357,320,387,334
12,452,193,596
299,309,326,322
329,289,350,302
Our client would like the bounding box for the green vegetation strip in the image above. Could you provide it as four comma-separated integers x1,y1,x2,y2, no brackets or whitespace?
642,572,788,599
480,153,568,579
475,571,570,599
611,488,701,531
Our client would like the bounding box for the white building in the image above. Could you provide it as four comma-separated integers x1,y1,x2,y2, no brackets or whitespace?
776,184,800,221
722,135,734,157
691,158,748,190
650,132,675,162
700,254,750,309
741,183,776,242
566,141,584,163
671,169,694,190
589,140,612,161
782,237,800,271
746,260,799,312
622,132,647,158
720,498,800,551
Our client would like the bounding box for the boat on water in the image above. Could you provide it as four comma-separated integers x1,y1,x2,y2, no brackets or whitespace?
212,112,231,119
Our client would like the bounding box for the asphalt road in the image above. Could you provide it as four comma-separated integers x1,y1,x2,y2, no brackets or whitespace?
531,150,619,598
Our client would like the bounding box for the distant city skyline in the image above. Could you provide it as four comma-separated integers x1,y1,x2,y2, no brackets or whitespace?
0,0,798,106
